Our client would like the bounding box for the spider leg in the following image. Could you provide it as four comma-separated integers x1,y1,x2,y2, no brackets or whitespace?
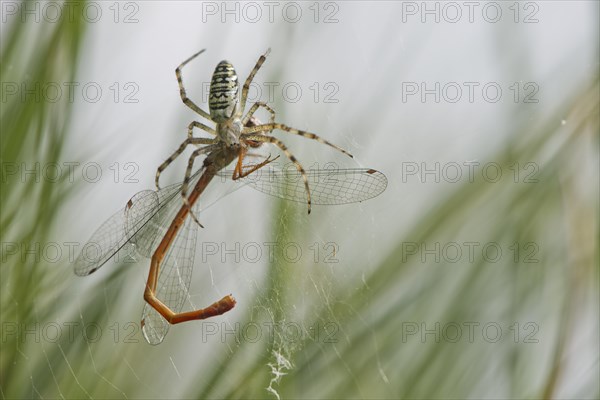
176,49,213,120
243,122,354,158
241,134,312,214
188,120,216,139
226,105,276,180
155,135,217,189
242,101,276,126
239,49,271,117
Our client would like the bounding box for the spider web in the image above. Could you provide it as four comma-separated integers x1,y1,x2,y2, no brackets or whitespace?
252,198,387,399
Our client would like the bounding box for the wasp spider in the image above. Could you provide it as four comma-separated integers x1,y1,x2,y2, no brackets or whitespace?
155,48,353,220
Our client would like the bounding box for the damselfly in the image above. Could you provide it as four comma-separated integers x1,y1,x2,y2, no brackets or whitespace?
73,49,387,344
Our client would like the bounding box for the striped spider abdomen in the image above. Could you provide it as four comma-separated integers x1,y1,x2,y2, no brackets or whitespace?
209,60,239,123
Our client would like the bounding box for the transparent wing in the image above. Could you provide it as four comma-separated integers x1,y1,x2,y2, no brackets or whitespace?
217,167,388,205
74,163,386,345
72,207,130,276
74,166,386,276
72,169,204,276
74,168,206,345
